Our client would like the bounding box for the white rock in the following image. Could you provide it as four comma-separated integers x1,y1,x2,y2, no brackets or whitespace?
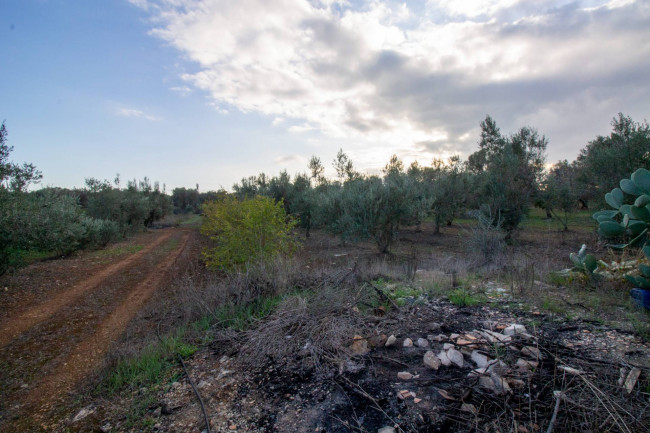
423,351,441,370
403,338,413,347
447,348,464,368
470,350,490,368
503,324,527,336
385,335,397,346
416,338,429,348
378,427,396,433
397,371,413,380
443,343,454,350
72,406,95,423
437,350,451,366
450,333,460,339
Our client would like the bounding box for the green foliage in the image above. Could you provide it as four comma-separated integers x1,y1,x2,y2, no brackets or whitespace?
84,176,172,235
418,156,469,233
0,189,120,273
595,168,650,288
576,114,650,208
333,159,428,253
540,160,579,231
468,116,547,237
448,288,484,307
201,195,297,270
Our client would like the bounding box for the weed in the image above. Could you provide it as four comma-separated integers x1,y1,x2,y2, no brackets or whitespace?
213,294,284,331
541,296,566,314
448,288,484,307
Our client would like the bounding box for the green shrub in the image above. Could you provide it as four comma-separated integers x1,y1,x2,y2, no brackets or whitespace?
200,195,297,270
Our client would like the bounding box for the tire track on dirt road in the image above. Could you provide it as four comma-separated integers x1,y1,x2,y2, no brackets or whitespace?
1,230,191,431
0,230,174,349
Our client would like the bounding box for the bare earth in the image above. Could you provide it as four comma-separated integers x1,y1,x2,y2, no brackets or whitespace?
0,228,192,431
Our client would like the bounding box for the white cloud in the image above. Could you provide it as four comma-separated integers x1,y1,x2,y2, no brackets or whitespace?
134,0,650,167
274,154,305,164
169,85,193,96
117,107,161,121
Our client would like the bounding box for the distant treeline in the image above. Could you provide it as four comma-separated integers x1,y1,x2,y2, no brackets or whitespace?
226,113,650,252
0,121,177,273
1,112,648,271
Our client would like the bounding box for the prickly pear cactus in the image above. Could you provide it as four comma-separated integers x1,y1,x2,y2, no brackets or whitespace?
594,168,650,288
570,244,598,275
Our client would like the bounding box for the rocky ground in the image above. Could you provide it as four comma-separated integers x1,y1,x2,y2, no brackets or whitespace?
79,294,650,433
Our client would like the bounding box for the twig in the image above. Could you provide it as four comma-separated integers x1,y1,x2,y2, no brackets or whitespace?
545,391,562,433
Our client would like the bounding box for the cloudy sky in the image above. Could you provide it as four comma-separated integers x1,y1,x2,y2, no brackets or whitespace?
1,0,649,191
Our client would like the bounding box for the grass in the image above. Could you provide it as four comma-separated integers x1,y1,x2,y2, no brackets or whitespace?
179,214,203,227
448,288,485,307
213,294,285,331
103,330,196,394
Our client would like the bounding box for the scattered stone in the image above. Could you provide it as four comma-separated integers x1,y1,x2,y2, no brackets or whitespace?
403,338,413,347
229,425,237,430
470,350,490,368
437,389,457,401
100,423,112,433
72,406,95,423
152,406,162,418
171,381,181,389
521,346,543,360
450,333,460,339
378,426,396,433
397,389,412,400
624,368,641,394
558,365,583,375
486,359,508,375
507,378,526,388
414,397,422,404
428,322,442,331
416,338,429,348
197,380,209,389
479,374,511,395
481,329,512,342
385,335,397,347
443,343,453,350
437,350,451,366
447,348,464,368
349,335,370,355
516,358,538,371
461,403,478,415
504,324,527,336
423,351,441,370
428,334,447,342
397,371,413,380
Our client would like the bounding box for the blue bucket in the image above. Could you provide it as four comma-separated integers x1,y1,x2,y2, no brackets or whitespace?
630,288,650,309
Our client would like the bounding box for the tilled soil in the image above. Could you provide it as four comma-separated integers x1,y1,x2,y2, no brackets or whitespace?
0,228,194,432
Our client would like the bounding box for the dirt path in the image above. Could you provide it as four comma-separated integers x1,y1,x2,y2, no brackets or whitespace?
0,228,192,431
0,230,174,348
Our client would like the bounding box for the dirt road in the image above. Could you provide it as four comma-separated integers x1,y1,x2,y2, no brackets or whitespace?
0,228,193,431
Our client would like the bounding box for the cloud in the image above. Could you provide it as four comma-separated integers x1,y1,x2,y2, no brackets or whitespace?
117,107,162,121
274,154,305,164
169,86,193,96
133,0,650,167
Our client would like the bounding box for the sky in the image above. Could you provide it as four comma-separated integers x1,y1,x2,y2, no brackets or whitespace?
1,0,649,192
